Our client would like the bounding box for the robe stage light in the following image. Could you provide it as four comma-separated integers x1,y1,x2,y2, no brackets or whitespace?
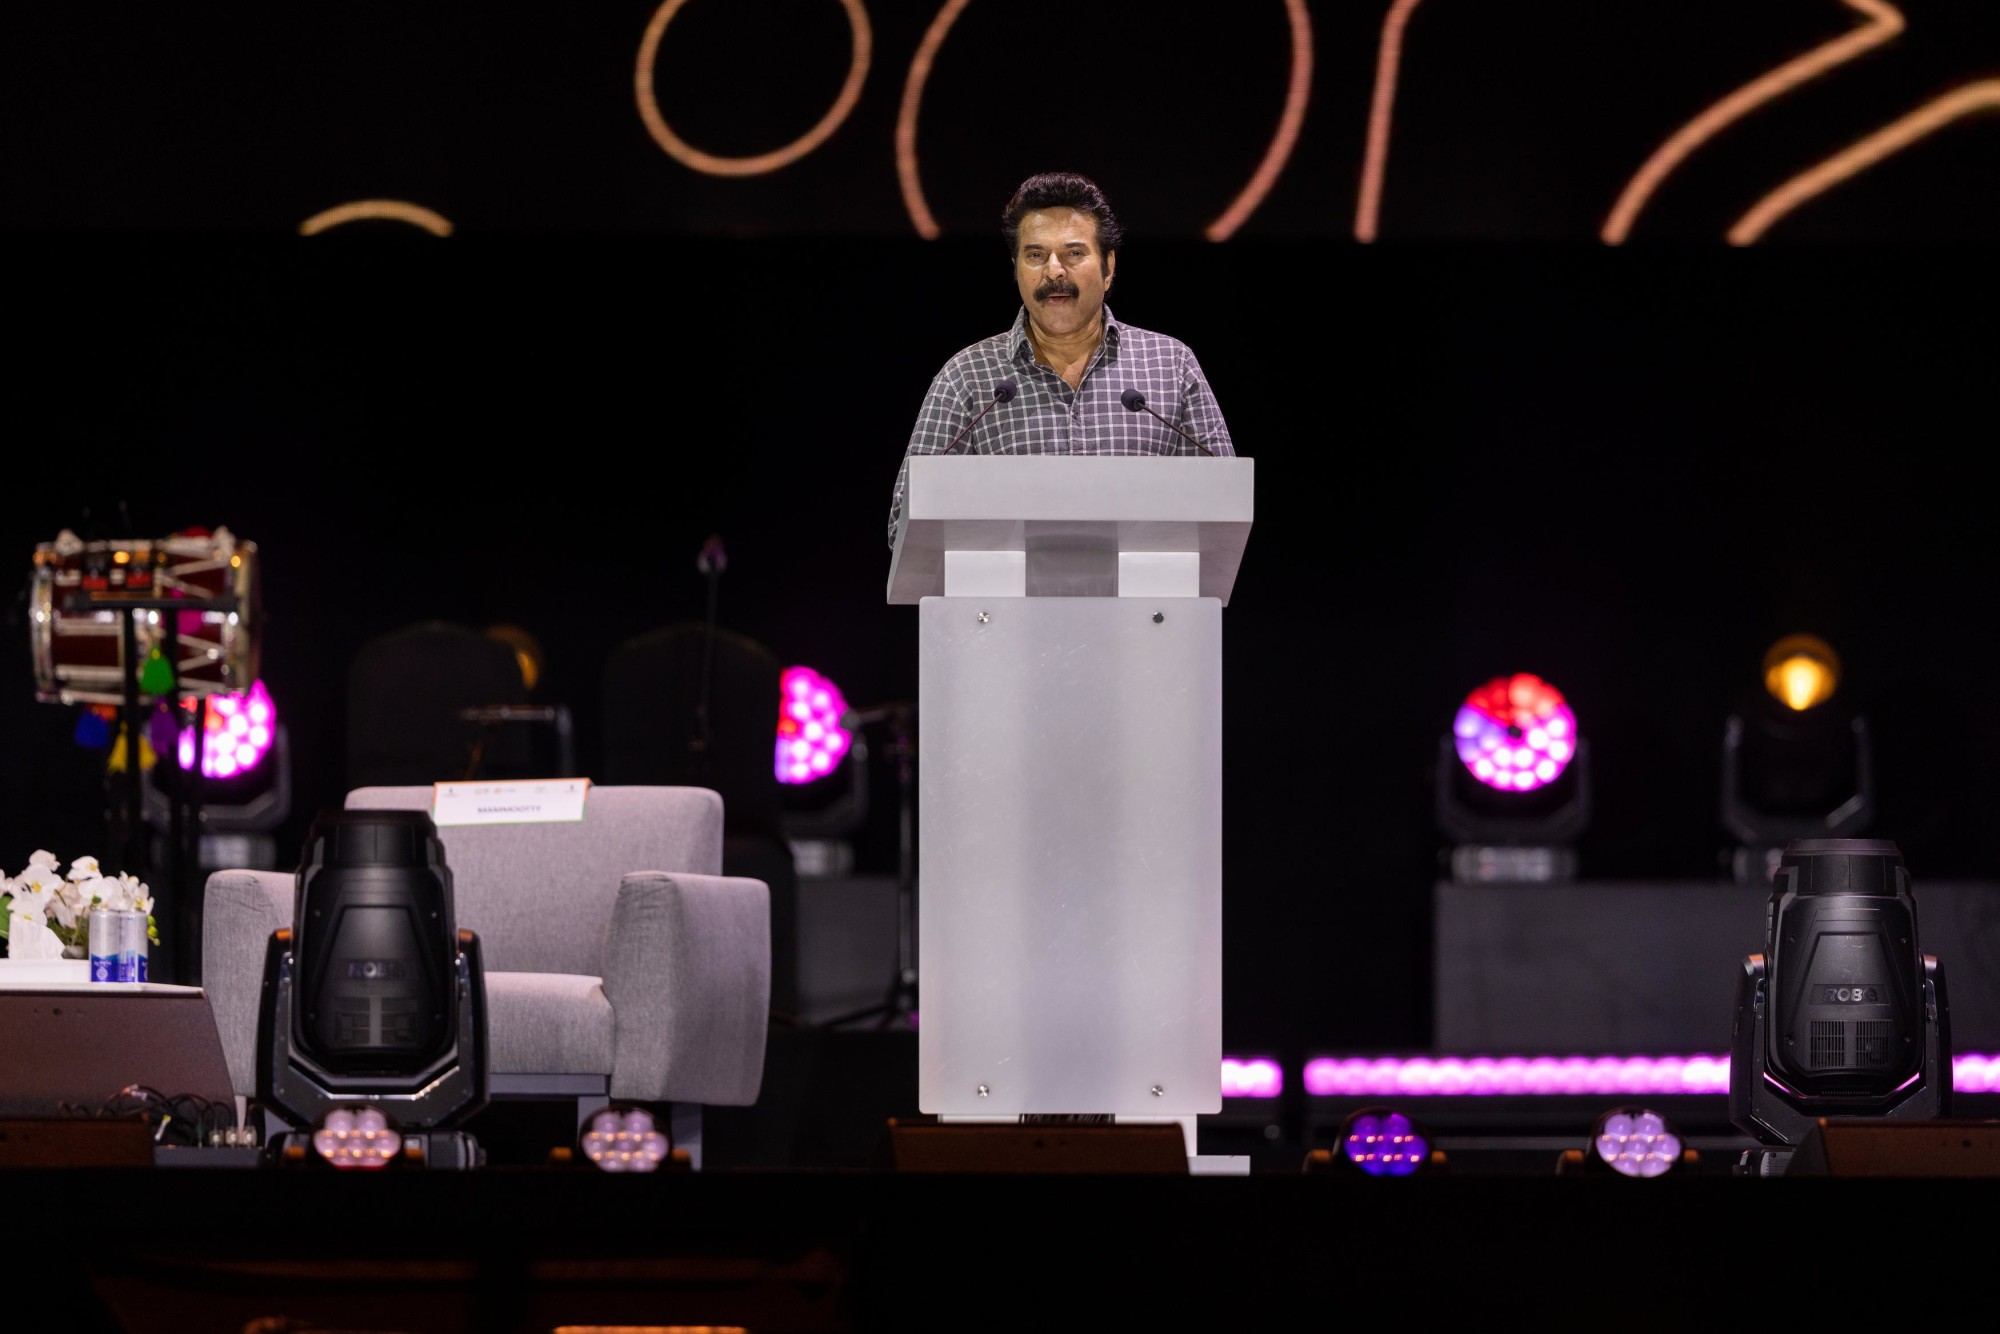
1436,673,1590,882
257,808,489,1169
1722,634,1874,885
1729,838,1950,1174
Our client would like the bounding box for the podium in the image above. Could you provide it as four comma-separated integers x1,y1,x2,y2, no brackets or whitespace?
888,455,1253,1150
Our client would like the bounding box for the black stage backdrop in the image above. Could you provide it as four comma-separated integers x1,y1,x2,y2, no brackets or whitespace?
7,237,1998,1066
7,0,2000,1067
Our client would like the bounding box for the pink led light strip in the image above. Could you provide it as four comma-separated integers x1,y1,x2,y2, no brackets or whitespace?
1294,1054,2000,1097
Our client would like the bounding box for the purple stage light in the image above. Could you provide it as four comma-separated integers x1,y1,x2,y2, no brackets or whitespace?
775,665,853,785
580,1105,670,1172
312,1105,398,1170
1303,1053,1734,1097
1593,1107,1683,1178
1452,673,1577,792
1341,1108,1429,1176
1222,1057,1283,1099
175,678,278,779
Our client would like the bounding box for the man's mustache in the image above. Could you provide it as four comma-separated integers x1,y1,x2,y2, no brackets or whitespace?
1035,279,1080,300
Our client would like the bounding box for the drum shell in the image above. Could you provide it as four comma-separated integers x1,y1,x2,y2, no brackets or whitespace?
29,534,261,706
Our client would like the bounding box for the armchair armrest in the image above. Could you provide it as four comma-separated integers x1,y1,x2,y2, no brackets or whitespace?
602,871,771,1105
201,869,297,1097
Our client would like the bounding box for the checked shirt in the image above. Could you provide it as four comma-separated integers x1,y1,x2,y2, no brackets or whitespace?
886,305,1235,548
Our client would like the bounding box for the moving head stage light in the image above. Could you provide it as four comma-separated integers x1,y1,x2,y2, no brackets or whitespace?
1437,672,1590,882
258,809,488,1168
1722,634,1875,885
1729,838,1949,1171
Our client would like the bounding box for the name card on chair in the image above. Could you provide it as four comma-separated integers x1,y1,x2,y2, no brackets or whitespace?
432,778,590,826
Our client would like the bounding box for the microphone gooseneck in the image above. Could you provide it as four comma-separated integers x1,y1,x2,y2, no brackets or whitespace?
1120,389,1214,456
941,380,1018,455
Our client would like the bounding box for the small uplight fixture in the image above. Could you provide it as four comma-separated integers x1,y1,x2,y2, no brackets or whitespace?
311,1104,401,1170
1437,672,1591,882
579,1103,672,1172
1723,634,1874,885
1560,1105,1697,1177
1305,1105,1441,1176
776,666,853,785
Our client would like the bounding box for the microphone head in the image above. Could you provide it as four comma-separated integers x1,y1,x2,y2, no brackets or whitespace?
1120,388,1147,411
994,380,1017,403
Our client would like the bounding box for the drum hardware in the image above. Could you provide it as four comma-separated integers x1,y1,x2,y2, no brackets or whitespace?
27,528,262,987
30,528,260,708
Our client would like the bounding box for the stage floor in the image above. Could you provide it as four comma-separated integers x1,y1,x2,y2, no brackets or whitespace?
18,1024,2000,1332
33,1154,2000,1334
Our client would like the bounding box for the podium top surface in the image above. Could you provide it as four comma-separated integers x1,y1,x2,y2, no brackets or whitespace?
887,455,1254,604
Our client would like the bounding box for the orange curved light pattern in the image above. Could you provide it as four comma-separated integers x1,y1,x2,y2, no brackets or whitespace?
636,0,872,177
899,1,1313,242
1204,0,1315,241
298,200,453,237
1355,0,1423,243
1731,80,2000,242
1602,0,1904,244
896,0,970,239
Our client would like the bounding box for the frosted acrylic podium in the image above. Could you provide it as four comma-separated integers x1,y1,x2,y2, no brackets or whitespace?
888,455,1253,1167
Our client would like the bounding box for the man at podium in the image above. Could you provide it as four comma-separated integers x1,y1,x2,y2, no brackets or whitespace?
885,171,1237,548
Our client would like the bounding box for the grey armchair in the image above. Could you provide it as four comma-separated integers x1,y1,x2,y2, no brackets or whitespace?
201,784,771,1167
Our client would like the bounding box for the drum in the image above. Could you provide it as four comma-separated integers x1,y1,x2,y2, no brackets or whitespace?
29,527,261,707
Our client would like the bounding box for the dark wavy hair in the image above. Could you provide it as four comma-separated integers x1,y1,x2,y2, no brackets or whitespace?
1000,172,1125,261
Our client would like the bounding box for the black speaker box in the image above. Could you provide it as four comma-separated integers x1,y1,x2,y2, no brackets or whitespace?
885,1119,1189,1173
1787,1118,2000,1176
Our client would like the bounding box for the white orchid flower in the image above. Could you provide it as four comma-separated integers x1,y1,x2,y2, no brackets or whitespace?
27,849,60,872
5,876,54,916
17,864,63,900
7,911,64,960
47,882,83,930
110,873,148,913
68,855,101,881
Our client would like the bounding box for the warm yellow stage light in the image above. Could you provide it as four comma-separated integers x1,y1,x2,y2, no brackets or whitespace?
1761,634,1840,712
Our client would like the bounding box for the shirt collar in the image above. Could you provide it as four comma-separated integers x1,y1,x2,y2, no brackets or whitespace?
1008,305,1122,363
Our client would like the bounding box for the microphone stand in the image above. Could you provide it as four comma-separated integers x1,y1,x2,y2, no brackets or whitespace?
691,535,726,785
70,589,235,986
823,701,918,1030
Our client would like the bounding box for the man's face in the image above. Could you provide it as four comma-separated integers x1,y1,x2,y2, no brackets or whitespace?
1014,207,1115,342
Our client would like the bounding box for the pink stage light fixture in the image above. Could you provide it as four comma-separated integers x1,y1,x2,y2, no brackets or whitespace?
176,678,278,780
1452,672,1577,792
776,665,853,785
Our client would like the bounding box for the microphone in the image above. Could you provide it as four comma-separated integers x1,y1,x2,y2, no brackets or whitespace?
841,699,915,729
696,534,727,576
1120,388,1214,456
941,380,1017,455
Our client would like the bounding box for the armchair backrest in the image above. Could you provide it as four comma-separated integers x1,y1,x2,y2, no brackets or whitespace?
343,785,724,976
